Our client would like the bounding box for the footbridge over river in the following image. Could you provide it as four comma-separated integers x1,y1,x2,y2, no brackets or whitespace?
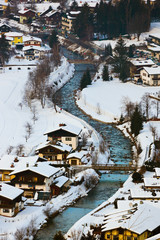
51,163,137,172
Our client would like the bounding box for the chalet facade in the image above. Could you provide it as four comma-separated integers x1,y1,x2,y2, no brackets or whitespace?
51,175,71,196
5,32,23,46
0,23,11,33
0,155,47,182
36,141,72,162
44,124,82,150
19,9,36,24
23,45,45,60
10,162,62,199
140,66,160,86
61,11,80,34
0,183,24,217
44,10,61,26
23,36,42,47
67,151,86,165
130,59,154,81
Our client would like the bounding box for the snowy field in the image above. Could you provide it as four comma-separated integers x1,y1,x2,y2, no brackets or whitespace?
0,57,77,157
77,69,159,123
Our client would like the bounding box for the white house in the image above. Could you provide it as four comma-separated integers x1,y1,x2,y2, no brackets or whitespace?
140,66,160,86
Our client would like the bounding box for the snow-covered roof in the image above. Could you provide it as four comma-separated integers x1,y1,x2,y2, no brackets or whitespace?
45,10,58,17
0,155,46,171
10,162,61,178
19,9,36,15
54,175,69,188
102,202,160,235
142,66,160,75
69,0,99,7
23,35,42,43
5,32,23,37
0,23,10,28
148,44,160,52
149,33,160,39
67,151,86,159
144,177,160,187
0,182,23,200
36,141,72,152
23,45,44,52
44,124,82,136
130,187,160,199
155,168,160,177
131,59,154,66
70,11,81,15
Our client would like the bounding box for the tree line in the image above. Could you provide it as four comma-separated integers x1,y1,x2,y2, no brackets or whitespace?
73,0,150,40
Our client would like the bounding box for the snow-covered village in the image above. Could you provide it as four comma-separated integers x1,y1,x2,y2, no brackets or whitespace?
1,0,160,239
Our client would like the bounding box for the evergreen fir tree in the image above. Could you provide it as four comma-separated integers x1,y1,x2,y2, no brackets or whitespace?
73,3,94,40
105,43,112,57
80,69,91,90
131,105,143,136
86,68,91,86
102,65,109,81
49,30,58,49
113,37,129,82
0,34,10,66
128,45,134,58
80,72,87,90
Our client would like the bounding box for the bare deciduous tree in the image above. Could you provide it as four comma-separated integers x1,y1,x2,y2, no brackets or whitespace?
141,93,151,119
6,145,14,154
32,106,38,124
25,122,33,141
121,97,135,120
16,144,24,156
150,124,158,142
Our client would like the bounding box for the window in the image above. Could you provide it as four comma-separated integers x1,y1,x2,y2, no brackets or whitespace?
113,236,119,240
65,137,71,141
106,234,110,239
3,209,9,213
127,237,131,240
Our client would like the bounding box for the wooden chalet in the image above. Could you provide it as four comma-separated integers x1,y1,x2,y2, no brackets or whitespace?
23,35,42,47
0,23,11,33
44,10,61,26
129,59,154,81
10,162,62,199
0,183,24,217
44,124,82,150
36,141,72,162
19,9,36,24
51,175,71,196
67,151,86,165
0,155,47,182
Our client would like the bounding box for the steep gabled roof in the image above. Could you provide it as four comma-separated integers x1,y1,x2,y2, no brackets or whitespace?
36,141,72,153
9,162,61,178
44,124,82,136
0,182,23,200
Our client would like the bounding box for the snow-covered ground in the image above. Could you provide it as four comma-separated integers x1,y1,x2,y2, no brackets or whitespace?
0,56,76,157
77,66,159,123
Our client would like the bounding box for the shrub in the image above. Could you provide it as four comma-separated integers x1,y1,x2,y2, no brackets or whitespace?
132,171,143,183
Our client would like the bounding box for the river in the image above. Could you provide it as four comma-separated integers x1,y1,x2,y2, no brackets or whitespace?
35,48,132,239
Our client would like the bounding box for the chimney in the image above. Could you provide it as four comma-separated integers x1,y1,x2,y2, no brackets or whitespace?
14,157,19,162
59,123,66,127
26,162,29,168
10,163,14,168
